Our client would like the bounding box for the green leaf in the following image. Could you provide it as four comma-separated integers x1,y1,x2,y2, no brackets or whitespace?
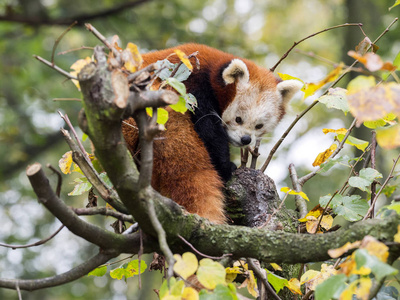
88,265,107,277
125,259,147,276
170,96,188,114
319,195,333,207
330,195,369,221
266,271,288,294
355,249,398,281
82,133,88,141
157,108,169,125
364,119,387,129
197,258,226,290
318,87,349,114
145,107,169,125
110,259,147,280
110,267,127,280
68,177,92,196
337,134,369,151
199,284,238,300
383,186,397,198
314,274,347,300
166,77,187,96
379,201,400,215
348,168,383,192
318,155,353,174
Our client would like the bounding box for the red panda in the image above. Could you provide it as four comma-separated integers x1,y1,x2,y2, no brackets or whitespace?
122,44,302,224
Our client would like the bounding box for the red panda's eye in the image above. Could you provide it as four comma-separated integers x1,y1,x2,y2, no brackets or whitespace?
255,124,263,129
235,117,243,124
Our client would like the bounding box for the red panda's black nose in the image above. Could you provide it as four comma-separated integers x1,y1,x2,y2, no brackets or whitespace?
241,135,251,145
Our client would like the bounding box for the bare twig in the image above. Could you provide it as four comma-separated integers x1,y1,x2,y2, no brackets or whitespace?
240,148,249,168
59,112,90,162
289,164,308,219
247,258,282,300
146,193,175,279
58,46,94,56
0,225,64,249
85,23,120,59
46,164,62,197
177,235,232,260
249,139,261,169
363,153,400,220
34,55,76,80
314,190,339,234
72,207,134,222
51,21,78,66
270,23,363,71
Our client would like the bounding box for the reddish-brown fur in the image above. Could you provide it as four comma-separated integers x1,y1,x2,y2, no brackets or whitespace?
122,110,226,224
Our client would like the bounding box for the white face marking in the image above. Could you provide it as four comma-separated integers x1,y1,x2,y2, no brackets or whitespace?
221,82,283,147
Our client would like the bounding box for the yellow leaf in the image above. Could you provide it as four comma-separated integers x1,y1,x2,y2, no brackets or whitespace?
70,57,92,90
225,266,242,283
286,278,302,295
181,287,199,300
300,270,320,285
302,264,338,291
280,187,309,201
302,64,344,99
339,280,357,300
278,73,304,85
361,236,389,262
298,205,323,222
320,215,333,231
312,144,337,167
394,225,400,243
246,270,259,298
353,266,371,276
123,42,143,73
197,258,226,289
173,252,198,280
270,263,282,271
174,49,193,71
328,241,362,258
170,280,185,296
355,277,372,300
59,151,73,174
339,258,357,276
376,124,400,150
322,128,348,135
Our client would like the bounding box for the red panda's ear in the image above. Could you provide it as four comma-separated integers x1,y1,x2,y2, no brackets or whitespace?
277,80,303,104
222,59,250,85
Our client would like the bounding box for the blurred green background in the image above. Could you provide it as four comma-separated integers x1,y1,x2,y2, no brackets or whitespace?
0,0,399,299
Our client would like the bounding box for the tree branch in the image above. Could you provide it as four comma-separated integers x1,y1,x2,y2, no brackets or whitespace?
0,250,117,291
0,0,151,26
26,163,138,252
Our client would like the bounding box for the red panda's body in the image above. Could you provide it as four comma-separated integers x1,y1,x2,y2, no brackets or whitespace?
122,44,302,224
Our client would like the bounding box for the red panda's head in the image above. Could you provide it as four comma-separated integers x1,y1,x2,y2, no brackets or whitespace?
218,59,302,147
